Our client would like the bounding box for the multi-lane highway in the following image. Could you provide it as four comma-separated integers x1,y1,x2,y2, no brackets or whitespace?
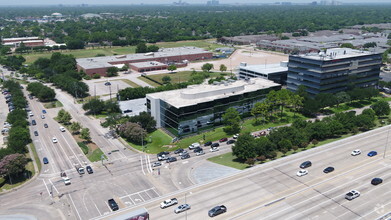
103,125,391,220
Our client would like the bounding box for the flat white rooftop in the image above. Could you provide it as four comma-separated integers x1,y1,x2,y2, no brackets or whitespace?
239,63,288,75
130,61,167,68
77,47,211,69
295,48,379,61
147,78,280,108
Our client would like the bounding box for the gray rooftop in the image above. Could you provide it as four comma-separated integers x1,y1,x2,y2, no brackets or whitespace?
77,47,210,69
295,48,380,61
147,78,280,108
130,61,167,68
239,63,288,75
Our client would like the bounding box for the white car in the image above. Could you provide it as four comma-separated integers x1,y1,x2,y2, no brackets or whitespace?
210,147,219,152
345,190,360,200
63,177,71,185
59,127,66,132
41,115,45,119
29,112,34,117
152,162,162,167
52,137,58,143
160,198,178,209
351,149,361,156
174,204,191,214
296,169,308,177
188,142,200,150
196,151,205,156
233,134,239,139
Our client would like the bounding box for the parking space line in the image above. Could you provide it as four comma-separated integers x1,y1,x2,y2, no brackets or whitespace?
152,187,160,197
69,194,82,220
144,190,152,199
138,193,145,202
105,201,112,212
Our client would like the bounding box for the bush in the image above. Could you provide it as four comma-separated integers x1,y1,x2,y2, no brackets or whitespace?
92,74,101,79
292,145,299,151
84,75,92,80
0,177,5,187
311,139,319,145
77,142,89,155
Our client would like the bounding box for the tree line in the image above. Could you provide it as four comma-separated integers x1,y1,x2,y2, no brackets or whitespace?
1,5,391,46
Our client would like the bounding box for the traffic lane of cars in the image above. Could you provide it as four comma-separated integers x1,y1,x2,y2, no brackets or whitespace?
256,158,390,220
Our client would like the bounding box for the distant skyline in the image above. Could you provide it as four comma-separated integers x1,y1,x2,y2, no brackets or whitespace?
1,0,391,6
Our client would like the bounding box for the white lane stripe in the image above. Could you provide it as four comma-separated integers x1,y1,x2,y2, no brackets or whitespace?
140,156,145,175
69,194,82,220
48,179,59,194
42,179,51,196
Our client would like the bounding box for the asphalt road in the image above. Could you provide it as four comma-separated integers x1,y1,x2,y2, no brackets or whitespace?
103,125,391,220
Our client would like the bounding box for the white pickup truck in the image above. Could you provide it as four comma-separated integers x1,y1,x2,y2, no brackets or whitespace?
160,198,178,209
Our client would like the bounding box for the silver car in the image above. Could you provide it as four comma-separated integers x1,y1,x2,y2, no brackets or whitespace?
174,204,191,213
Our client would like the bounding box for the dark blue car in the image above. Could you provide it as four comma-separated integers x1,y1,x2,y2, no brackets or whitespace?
42,109,47,114
367,151,377,157
43,157,49,164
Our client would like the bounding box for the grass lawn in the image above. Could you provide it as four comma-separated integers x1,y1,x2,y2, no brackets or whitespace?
127,129,173,154
147,71,224,84
29,143,41,173
137,76,161,87
120,79,141,88
207,152,249,170
327,96,391,114
88,148,107,162
43,100,63,109
23,39,222,64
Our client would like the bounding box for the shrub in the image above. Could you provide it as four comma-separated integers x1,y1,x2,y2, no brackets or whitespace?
77,142,89,155
92,74,101,79
84,75,92,80
311,139,319,145
292,145,299,151
0,177,5,187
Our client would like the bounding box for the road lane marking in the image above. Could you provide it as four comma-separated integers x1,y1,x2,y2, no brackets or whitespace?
48,179,59,194
140,156,145,175
69,194,82,220
42,179,51,196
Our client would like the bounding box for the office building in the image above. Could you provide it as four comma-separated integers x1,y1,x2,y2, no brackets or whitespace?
76,47,213,76
287,48,382,95
238,61,288,84
146,78,281,136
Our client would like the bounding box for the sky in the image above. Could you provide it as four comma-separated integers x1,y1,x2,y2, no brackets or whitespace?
1,0,391,6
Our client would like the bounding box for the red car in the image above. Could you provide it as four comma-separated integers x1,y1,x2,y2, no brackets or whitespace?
219,138,228,142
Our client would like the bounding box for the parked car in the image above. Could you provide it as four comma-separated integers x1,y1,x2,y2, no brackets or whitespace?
181,154,190,160
351,149,361,156
345,190,360,200
296,169,308,177
208,205,227,217
160,198,178,209
211,143,220,148
52,137,58,143
59,127,66,132
179,150,188,156
29,112,33,117
108,199,119,211
371,178,383,185
31,120,36,126
63,177,71,185
188,142,200,150
323,167,335,173
43,157,49,164
166,157,177,163
233,134,239,139
41,115,45,119
193,146,203,153
227,140,235,145
34,131,38,136
86,165,93,174
204,141,212,146
300,161,312,169
174,148,184,154
123,109,132,113
196,151,205,156
210,147,219,152
152,162,162,167
219,138,228,143
44,123,48,128
367,151,377,157
174,204,191,214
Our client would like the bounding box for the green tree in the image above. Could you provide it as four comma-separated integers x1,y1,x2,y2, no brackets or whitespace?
167,64,177,72
128,111,157,133
201,63,214,72
222,107,241,134
340,43,355,49
106,67,119,77
0,154,30,179
251,102,270,124
70,122,82,134
371,100,390,117
118,122,147,144
135,42,147,53
335,91,350,107
219,64,227,72
147,45,159,52
66,39,85,49
57,109,72,124
82,99,106,115
162,76,172,84
80,128,91,142
232,133,256,161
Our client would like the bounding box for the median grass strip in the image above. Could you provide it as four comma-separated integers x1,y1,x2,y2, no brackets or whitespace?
29,143,41,172
137,76,161,87
207,152,249,170
88,148,106,162
43,100,63,109
121,79,141,88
